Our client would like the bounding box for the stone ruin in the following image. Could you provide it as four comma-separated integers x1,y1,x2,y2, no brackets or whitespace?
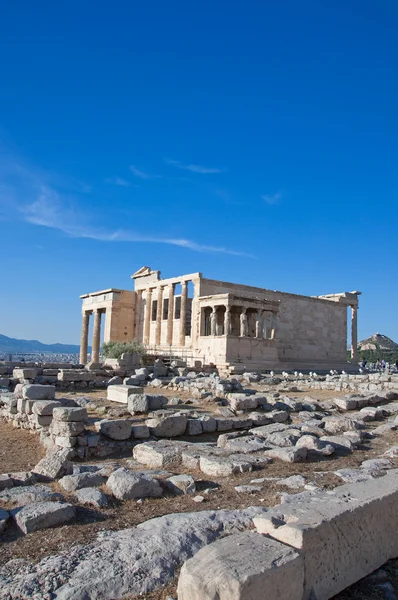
1,360,398,599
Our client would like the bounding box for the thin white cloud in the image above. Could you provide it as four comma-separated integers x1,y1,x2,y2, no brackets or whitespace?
20,186,254,257
261,192,282,205
0,147,253,257
129,165,161,180
164,158,225,174
105,176,131,187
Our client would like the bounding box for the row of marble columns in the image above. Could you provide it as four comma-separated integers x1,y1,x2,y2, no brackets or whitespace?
79,309,103,364
142,281,189,347
206,306,277,339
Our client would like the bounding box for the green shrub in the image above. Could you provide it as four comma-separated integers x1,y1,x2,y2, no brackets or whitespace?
102,340,146,359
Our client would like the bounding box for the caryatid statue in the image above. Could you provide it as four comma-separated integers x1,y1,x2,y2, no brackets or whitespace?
240,310,248,336
255,312,263,338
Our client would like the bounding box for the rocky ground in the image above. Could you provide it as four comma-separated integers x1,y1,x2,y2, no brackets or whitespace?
1,370,398,599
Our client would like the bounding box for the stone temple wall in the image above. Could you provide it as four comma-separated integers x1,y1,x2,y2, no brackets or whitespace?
199,278,348,365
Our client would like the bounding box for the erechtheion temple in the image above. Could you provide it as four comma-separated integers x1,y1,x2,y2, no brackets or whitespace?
79,267,361,372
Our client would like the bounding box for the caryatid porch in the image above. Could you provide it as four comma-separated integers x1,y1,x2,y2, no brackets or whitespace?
197,294,281,366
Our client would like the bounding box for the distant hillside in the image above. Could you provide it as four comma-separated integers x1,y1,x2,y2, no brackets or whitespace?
357,333,398,361
0,334,83,354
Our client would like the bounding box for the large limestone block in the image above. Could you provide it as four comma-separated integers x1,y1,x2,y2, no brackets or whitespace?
107,385,144,404
263,447,307,463
107,467,163,500
221,435,269,454
128,394,149,413
0,484,63,506
133,440,184,468
22,384,55,400
322,416,362,435
50,420,85,437
199,454,253,477
32,449,74,481
177,531,304,600
146,414,187,437
13,501,75,534
58,370,93,382
59,472,107,492
253,469,398,600
97,419,132,440
228,394,259,411
32,400,61,416
52,407,87,422
0,507,267,598
13,368,38,379
75,487,109,508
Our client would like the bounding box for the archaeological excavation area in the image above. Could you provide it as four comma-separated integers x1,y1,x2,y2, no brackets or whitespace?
1,359,398,599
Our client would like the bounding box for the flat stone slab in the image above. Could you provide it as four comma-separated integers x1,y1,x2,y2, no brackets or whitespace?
107,385,144,404
59,472,107,492
253,469,398,600
52,407,87,422
32,400,62,416
146,414,188,437
133,441,185,468
22,384,55,400
263,447,307,463
0,507,267,598
32,449,74,481
97,419,132,440
0,485,63,506
177,531,303,600
13,501,75,534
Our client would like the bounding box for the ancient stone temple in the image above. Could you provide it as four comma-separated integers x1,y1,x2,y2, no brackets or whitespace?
79,266,360,372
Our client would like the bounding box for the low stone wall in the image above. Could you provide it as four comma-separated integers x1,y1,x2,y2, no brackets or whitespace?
177,469,398,600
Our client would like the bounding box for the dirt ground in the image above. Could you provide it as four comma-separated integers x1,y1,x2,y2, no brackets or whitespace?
0,421,44,473
1,386,398,599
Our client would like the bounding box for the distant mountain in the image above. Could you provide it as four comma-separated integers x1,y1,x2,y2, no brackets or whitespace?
0,334,84,354
358,333,398,352
357,333,398,361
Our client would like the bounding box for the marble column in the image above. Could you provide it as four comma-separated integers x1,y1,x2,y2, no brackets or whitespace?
224,307,231,335
155,286,164,346
255,311,263,338
179,281,188,345
167,283,175,346
143,289,152,346
92,309,102,363
210,307,217,336
351,306,358,362
79,312,90,364
134,290,143,340
261,311,268,339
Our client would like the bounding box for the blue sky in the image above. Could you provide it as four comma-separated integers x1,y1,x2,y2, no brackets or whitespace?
0,1,397,345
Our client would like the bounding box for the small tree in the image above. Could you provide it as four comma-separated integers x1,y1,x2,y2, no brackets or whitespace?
102,339,146,359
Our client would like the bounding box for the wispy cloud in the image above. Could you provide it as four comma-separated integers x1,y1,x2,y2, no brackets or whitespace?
20,188,253,256
164,158,225,174
261,192,282,205
105,176,131,187
0,148,253,258
129,165,161,180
